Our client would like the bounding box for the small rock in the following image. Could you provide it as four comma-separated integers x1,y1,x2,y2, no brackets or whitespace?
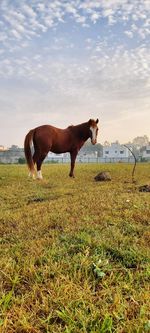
94,171,111,182
139,185,150,192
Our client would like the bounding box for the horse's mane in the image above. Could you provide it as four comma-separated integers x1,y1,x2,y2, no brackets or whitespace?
68,121,89,129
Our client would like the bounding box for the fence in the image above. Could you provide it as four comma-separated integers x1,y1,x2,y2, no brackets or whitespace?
45,156,135,164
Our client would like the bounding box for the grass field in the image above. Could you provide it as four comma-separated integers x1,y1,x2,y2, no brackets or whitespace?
0,163,150,333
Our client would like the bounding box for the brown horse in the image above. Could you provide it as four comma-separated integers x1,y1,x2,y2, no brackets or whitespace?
24,118,99,179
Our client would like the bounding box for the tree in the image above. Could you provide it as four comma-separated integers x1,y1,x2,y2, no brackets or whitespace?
103,141,110,146
132,135,149,148
18,157,26,164
80,141,103,157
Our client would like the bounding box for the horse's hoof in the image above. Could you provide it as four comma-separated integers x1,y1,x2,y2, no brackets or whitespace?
37,171,43,180
28,173,35,180
69,174,75,178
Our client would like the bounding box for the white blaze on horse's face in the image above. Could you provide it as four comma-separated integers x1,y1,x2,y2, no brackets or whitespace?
90,119,99,145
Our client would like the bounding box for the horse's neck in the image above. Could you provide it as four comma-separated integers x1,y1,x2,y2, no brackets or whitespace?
73,122,90,141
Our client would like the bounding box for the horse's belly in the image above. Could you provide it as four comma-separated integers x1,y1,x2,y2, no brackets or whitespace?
50,143,69,154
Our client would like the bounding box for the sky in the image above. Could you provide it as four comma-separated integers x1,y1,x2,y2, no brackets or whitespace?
0,0,150,147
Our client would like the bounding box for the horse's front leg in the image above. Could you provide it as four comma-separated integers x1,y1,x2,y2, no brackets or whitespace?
69,150,78,177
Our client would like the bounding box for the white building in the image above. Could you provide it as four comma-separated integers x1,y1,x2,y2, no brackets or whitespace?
103,143,133,162
142,145,150,160
45,151,99,163
45,144,134,163
45,152,70,163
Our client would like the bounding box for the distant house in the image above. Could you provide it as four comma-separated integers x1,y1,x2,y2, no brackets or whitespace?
0,145,6,151
0,145,24,163
103,143,133,162
45,152,70,163
142,144,150,160
8,145,22,151
45,151,99,163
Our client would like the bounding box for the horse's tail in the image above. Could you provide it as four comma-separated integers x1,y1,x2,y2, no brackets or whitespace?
24,129,35,174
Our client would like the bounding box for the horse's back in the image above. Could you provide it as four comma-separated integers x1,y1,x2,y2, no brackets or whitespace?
33,124,72,153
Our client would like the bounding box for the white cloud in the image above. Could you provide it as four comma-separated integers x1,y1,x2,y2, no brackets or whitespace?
90,12,100,23
37,3,45,12
0,0,150,146
11,29,22,39
0,0,149,46
102,8,114,18
124,30,133,38
75,15,86,24
65,4,77,15
44,16,54,28
22,4,36,18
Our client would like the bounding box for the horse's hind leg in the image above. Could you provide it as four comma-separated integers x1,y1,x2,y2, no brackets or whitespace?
31,151,43,179
36,153,47,179
27,151,38,179
28,151,37,179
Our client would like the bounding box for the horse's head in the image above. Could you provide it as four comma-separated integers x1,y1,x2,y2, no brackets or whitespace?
88,118,99,145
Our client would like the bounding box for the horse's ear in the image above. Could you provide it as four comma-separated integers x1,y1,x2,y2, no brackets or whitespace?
88,119,92,126
96,118,99,124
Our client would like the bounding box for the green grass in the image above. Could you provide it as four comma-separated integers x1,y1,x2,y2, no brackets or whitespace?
0,163,150,333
